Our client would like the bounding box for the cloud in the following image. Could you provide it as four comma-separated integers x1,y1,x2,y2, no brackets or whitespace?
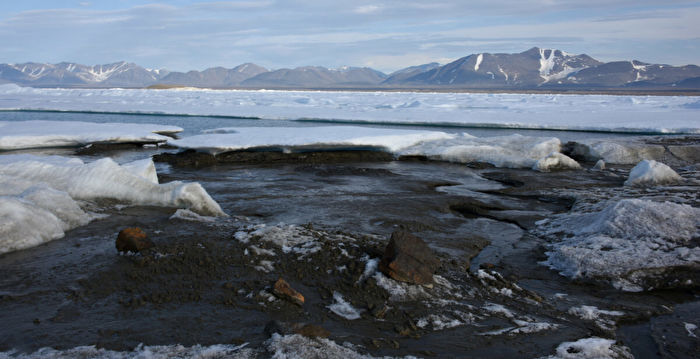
354,5,382,14
0,1,698,72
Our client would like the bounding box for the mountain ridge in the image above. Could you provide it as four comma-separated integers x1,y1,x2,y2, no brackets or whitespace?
1,48,698,90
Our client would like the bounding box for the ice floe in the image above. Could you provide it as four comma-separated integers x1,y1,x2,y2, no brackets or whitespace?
0,120,182,150
0,155,224,254
1,84,698,134
402,133,564,168
624,160,682,186
539,198,700,291
173,126,574,170
170,126,455,154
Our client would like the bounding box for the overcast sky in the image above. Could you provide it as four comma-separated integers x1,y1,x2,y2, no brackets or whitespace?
1,1,698,73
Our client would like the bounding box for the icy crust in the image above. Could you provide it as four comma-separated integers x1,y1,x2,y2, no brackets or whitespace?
0,335,418,359
624,160,682,186
539,337,633,359
0,343,255,359
539,198,700,291
0,120,182,150
1,84,698,134
0,155,224,254
170,126,455,155
0,334,423,359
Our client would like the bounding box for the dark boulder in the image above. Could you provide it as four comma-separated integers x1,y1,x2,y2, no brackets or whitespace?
379,231,440,285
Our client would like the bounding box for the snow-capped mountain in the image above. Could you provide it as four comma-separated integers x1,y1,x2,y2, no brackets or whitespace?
392,47,603,87
389,48,700,89
1,48,698,90
0,61,166,87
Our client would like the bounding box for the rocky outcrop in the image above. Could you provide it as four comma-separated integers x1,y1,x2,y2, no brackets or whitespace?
379,231,440,285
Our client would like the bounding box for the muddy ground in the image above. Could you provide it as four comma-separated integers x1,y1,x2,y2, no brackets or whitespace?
0,148,698,358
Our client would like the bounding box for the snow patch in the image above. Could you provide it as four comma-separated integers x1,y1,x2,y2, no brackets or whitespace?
327,292,363,320
539,337,633,359
474,53,483,71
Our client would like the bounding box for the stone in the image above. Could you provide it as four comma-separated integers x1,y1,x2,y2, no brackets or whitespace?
379,231,440,285
116,227,154,253
272,278,305,306
294,324,330,338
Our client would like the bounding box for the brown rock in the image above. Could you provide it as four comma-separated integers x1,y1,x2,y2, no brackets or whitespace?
379,231,439,285
116,227,154,253
273,278,305,306
294,324,330,338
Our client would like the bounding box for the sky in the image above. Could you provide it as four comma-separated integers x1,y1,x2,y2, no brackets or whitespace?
0,1,698,73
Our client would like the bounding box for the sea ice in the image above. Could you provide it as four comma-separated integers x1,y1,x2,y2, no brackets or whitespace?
624,159,682,186
170,126,455,154
2,84,698,134
539,198,700,291
0,155,224,254
0,120,182,150
174,127,569,170
402,133,562,168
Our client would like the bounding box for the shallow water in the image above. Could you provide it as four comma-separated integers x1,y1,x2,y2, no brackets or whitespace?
0,110,644,141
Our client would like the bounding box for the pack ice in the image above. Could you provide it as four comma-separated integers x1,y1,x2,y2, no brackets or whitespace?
0,120,182,150
1,84,698,134
540,199,700,291
0,155,224,255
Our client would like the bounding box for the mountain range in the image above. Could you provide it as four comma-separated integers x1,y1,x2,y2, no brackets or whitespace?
1,48,699,91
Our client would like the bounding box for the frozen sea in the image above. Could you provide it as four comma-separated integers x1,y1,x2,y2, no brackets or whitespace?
0,87,698,358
